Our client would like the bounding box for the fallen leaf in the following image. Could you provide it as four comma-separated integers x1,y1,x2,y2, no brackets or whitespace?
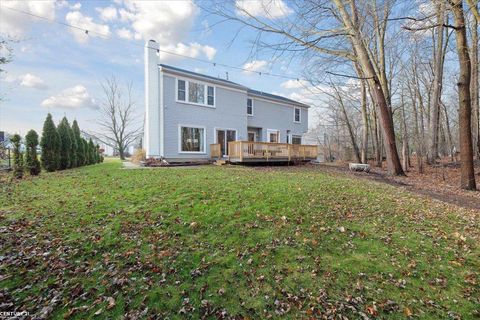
404,307,413,317
106,297,115,310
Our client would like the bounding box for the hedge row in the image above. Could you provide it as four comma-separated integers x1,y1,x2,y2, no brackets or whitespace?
10,113,103,178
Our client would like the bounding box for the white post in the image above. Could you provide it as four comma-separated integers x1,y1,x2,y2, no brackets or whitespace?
144,40,161,158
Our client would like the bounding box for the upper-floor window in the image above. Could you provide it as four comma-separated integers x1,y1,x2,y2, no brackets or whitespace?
178,80,186,101
189,81,205,104
247,98,253,115
207,86,214,106
294,107,301,123
177,79,215,107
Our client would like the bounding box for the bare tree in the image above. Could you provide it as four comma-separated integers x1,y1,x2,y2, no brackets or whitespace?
469,4,480,158
94,77,142,160
449,0,477,190
207,0,405,175
427,1,448,163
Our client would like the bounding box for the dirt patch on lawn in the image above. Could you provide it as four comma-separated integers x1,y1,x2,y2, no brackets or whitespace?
251,159,480,212
312,163,480,211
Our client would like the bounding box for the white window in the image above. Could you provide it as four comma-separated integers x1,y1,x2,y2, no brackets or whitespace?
207,86,215,106
247,98,253,116
294,107,301,123
178,80,186,101
179,126,205,153
292,135,302,145
177,79,215,107
188,81,205,104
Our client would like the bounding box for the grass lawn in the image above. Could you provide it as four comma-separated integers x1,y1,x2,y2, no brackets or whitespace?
0,160,478,319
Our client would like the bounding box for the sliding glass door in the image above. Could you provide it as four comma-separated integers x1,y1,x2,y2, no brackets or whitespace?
216,129,236,156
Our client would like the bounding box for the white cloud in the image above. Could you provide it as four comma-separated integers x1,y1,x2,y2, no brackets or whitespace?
71,2,81,10
235,0,292,18
41,85,97,109
200,19,211,37
118,8,135,22
281,79,310,89
116,27,134,40
96,6,118,21
65,11,111,43
120,0,198,44
0,1,56,36
161,42,217,61
110,1,216,61
1,73,47,89
56,0,69,8
20,73,47,89
242,60,269,74
279,79,331,106
120,0,199,45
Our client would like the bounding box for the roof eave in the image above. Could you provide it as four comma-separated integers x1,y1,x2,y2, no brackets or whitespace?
158,65,248,90
247,91,310,108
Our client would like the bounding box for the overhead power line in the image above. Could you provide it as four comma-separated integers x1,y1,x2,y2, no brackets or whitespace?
1,4,360,88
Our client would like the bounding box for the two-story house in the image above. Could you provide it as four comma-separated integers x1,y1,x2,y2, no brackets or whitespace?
144,40,316,163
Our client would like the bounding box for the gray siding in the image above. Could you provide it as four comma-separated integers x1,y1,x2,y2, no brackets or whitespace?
160,72,309,160
247,97,308,143
162,74,247,159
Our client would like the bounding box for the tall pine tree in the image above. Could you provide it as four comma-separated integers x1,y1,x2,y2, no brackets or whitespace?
72,120,84,167
40,113,60,172
10,134,24,179
67,121,77,168
57,117,72,170
25,130,41,176
96,144,101,163
88,138,95,165
82,138,90,165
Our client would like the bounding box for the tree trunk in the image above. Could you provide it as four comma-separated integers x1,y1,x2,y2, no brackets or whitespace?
401,94,410,171
360,81,369,164
334,87,361,163
371,107,382,167
471,13,480,159
333,0,405,176
428,2,446,164
441,103,454,162
451,0,477,190
410,81,424,174
119,147,126,160
354,62,369,164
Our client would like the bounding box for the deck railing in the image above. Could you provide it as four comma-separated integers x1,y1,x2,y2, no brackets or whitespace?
227,141,318,162
210,143,222,158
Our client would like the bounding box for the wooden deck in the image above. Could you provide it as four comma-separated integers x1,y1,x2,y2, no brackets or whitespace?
210,141,318,163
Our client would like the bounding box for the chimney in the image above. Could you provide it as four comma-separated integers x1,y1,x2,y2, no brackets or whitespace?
144,40,161,158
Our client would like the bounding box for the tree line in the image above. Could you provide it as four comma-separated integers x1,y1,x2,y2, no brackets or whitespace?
10,113,103,179
208,0,479,190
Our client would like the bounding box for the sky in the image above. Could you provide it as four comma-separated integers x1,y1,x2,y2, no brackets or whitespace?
0,0,315,137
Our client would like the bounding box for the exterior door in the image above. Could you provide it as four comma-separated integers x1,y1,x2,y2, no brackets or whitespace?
217,129,236,156
248,131,256,142
292,135,302,145
268,130,279,143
